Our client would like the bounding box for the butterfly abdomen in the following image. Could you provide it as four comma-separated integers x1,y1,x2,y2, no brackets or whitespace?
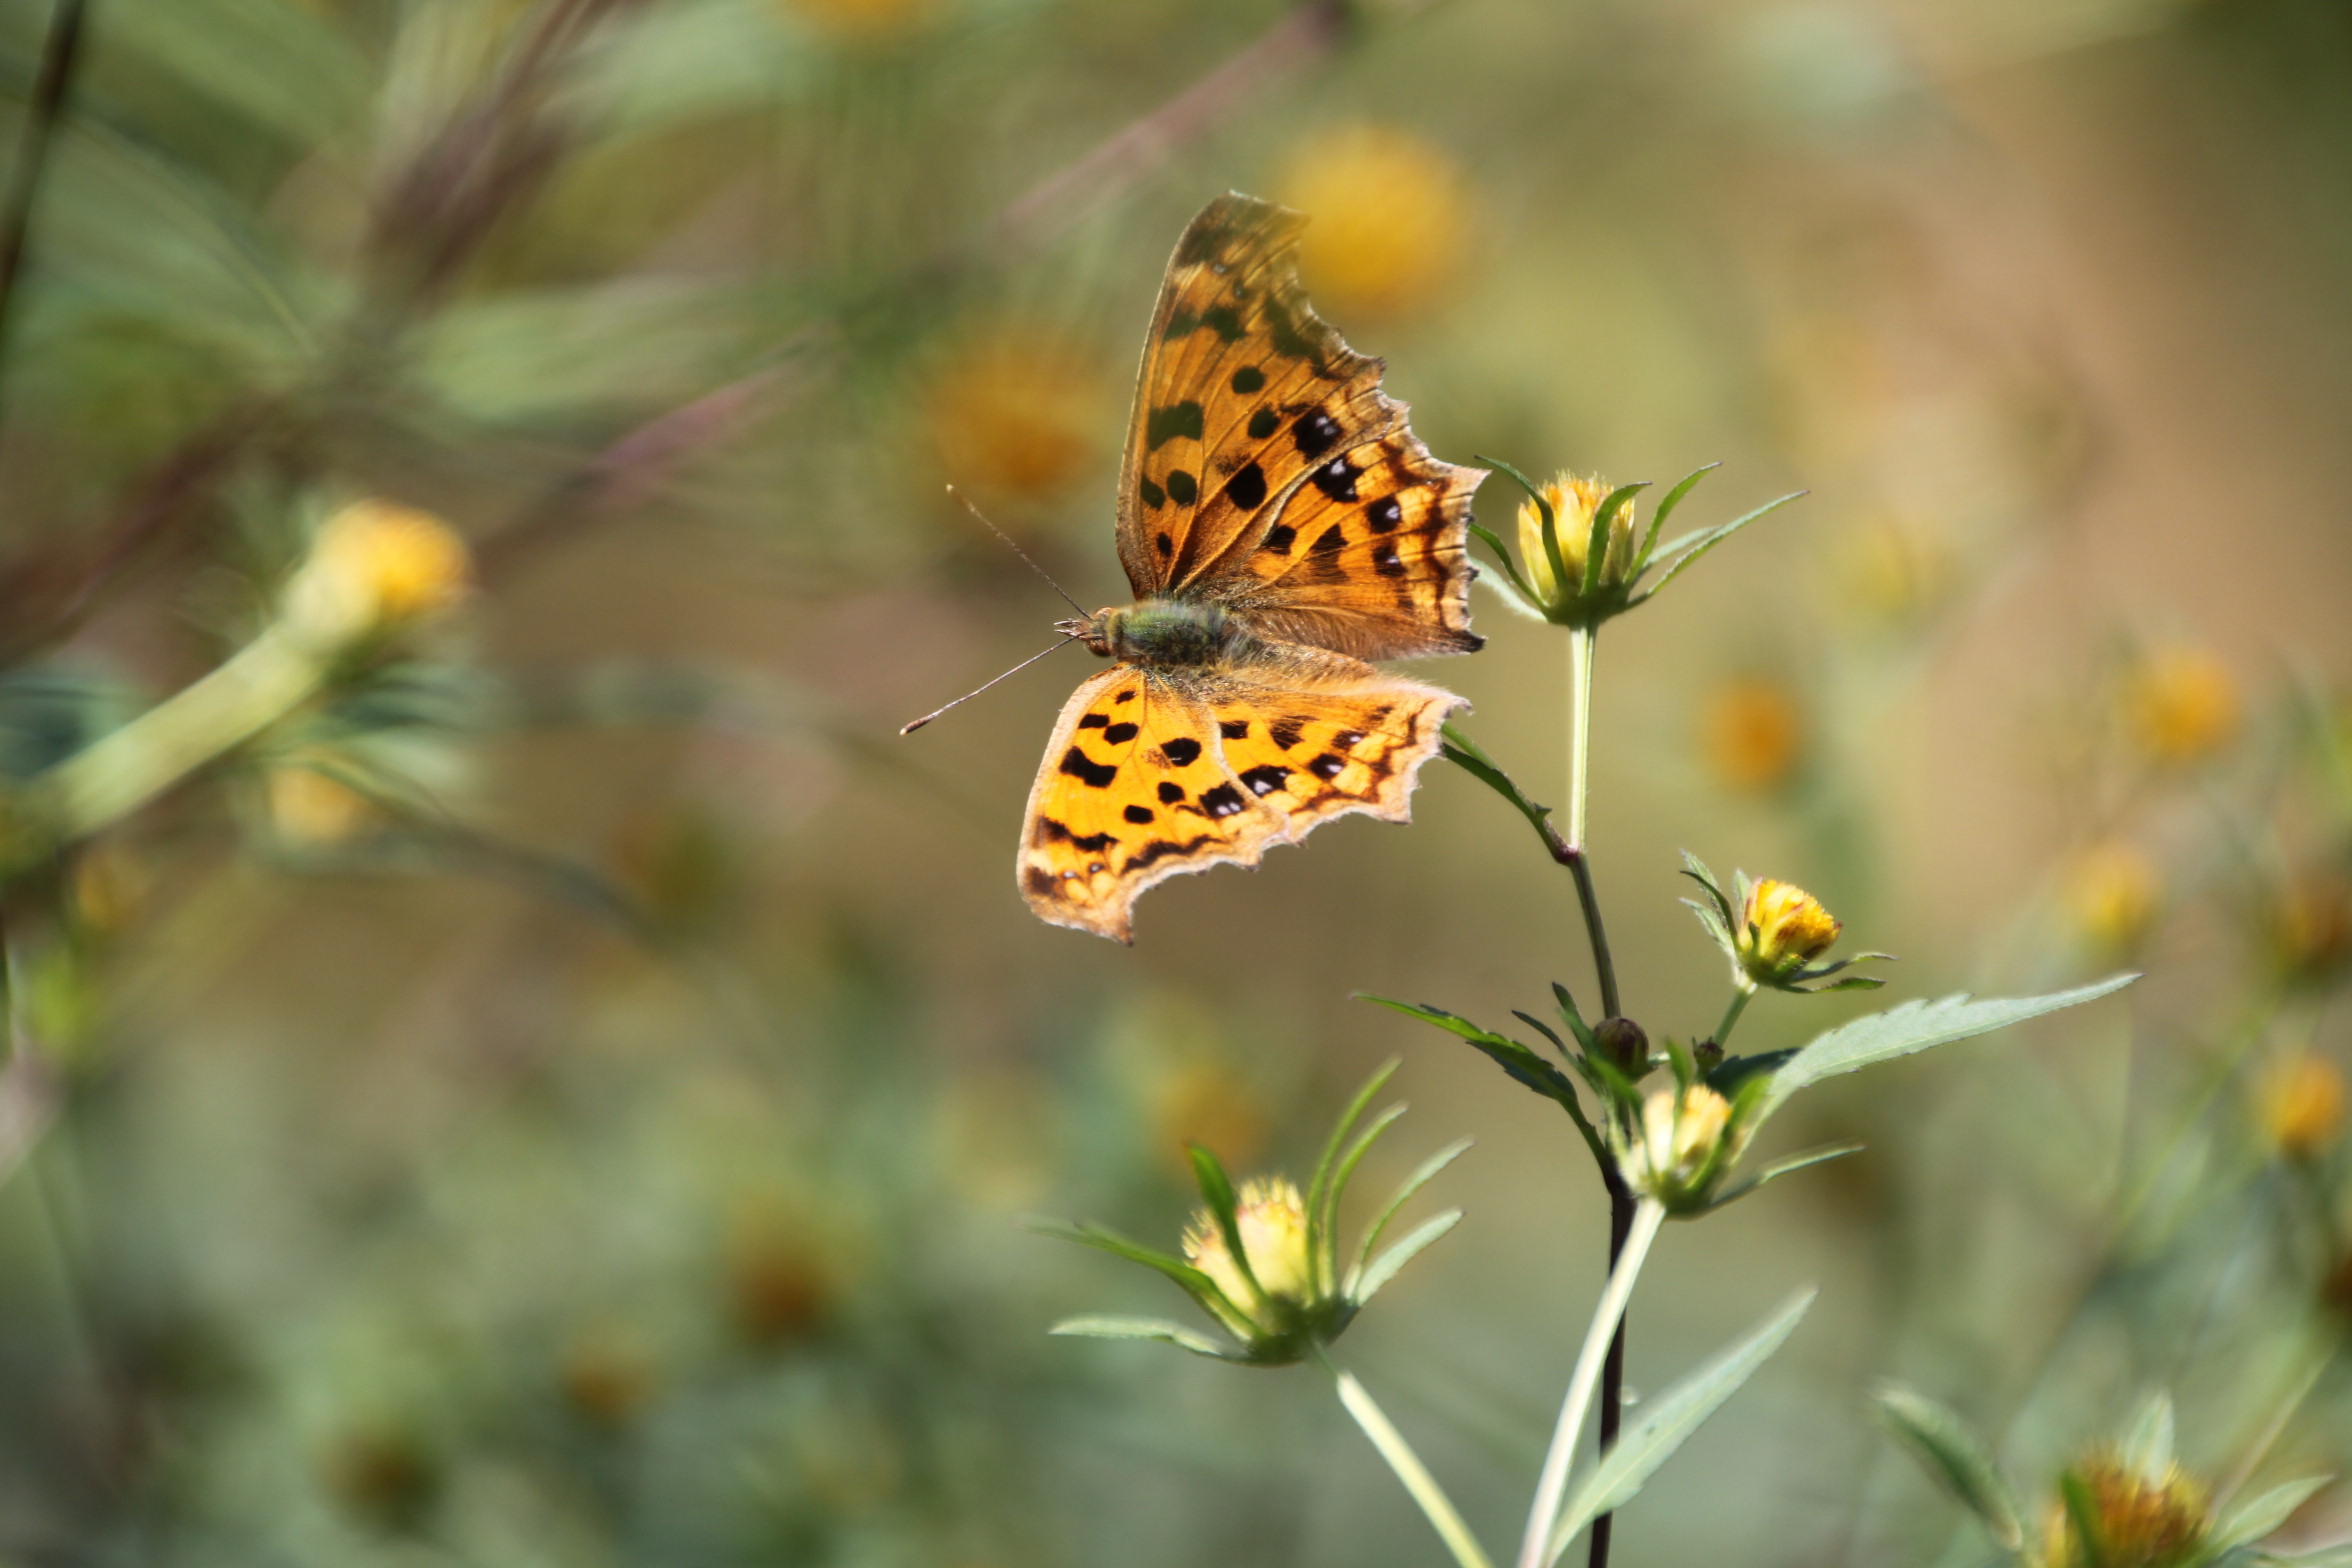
1089,598,1240,667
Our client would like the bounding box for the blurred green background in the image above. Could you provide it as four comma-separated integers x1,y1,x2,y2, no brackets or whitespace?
2,0,2351,1562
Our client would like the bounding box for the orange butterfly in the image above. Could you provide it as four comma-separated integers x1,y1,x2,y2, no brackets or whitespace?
1019,193,1484,942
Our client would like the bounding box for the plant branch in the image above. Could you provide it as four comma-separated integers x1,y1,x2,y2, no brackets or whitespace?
1588,1182,1635,1568
1519,1198,1665,1568
0,0,89,435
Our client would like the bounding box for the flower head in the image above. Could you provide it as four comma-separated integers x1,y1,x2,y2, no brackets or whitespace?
283,499,471,650
926,328,1105,502
2065,842,2160,957
1516,471,1639,621
1684,855,1891,994
1619,1084,1740,1211
2039,1451,2210,1568
2257,1053,2345,1160
1703,677,1803,795
1044,1061,1463,1366
1274,123,1466,321
2127,647,2238,767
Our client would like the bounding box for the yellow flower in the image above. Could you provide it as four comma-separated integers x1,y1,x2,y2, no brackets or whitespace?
2257,1053,2346,1159
266,765,377,846
2063,843,2160,955
925,328,1105,502
2039,1453,2209,1568
1839,516,1950,625
1621,1085,1734,1205
1703,677,1803,794
2127,647,2238,766
1183,1175,1312,1330
1273,123,1466,321
1517,472,1637,608
1740,878,1842,982
2272,874,2352,986
284,499,471,647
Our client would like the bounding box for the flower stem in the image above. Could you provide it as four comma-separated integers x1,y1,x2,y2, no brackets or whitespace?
1713,986,1755,1051
1566,627,1594,854
1322,1352,1498,1568
1518,1197,1666,1568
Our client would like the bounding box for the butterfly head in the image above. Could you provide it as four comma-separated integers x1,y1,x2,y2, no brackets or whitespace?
1058,598,1237,667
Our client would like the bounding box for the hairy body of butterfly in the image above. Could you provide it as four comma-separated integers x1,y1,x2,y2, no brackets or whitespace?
1018,193,1487,942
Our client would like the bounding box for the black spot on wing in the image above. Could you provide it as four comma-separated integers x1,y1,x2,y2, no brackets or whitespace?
1024,865,1057,898
1294,409,1342,457
1247,407,1278,440
1114,689,1137,704
1060,749,1119,788
1312,457,1358,503
1367,496,1402,533
1269,716,1306,750
1309,525,1346,555
1231,365,1265,394
1035,817,1116,852
1200,783,1246,818
1219,718,1249,739
1159,737,1202,768
1146,402,1204,449
1155,532,1173,558
1226,462,1267,511
1260,524,1295,555
1371,539,1406,577
1126,834,1214,872
1078,713,1108,729
1308,752,1346,780
1166,470,1198,505
1103,722,1139,744
1239,764,1289,796
1140,476,1166,510
1157,781,1185,804
1123,804,1155,824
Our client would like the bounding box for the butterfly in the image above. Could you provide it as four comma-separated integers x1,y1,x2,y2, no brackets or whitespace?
1019,192,1485,942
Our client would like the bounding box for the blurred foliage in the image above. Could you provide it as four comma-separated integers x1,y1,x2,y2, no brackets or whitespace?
0,0,2347,1565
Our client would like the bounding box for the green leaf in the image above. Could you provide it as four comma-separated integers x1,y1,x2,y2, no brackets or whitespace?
1309,1060,1403,1280
1440,726,1563,858
1634,463,1719,573
1354,1138,1473,1280
1348,1210,1461,1306
2120,1392,2175,1482
1027,1220,1244,1324
1750,975,2138,1126
1048,1315,1235,1359
2212,1476,2331,1553
1633,491,1805,605
1358,996,1581,1107
1704,1048,1797,1097
1544,1289,1818,1564
1551,982,1596,1051
1872,1383,2025,1551
1514,1010,1569,1055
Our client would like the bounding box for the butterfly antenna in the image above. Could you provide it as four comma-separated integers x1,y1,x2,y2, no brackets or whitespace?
945,484,1090,618
899,634,1082,735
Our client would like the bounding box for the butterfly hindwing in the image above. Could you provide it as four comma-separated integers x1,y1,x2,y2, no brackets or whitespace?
1200,661,1465,842
1115,194,1397,598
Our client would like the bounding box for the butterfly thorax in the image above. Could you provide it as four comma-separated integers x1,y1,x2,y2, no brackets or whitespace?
1062,597,1241,667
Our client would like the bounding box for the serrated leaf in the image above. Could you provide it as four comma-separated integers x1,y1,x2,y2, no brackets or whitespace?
1347,1210,1461,1306
1873,1383,2025,1550
1048,1315,1235,1359
1544,1290,1817,1564
2212,1476,2331,1553
1751,976,2137,1126
1357,996,1580,1106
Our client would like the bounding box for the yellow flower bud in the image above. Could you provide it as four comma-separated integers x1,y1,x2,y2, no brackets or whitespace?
2257,1053,2345,1160
1739,878,1842,984
284,500,471,647
1517,472,1637,610
2127,647,2238,766
1703,677,1803,794
2063,843,2160,956
1183,1175,1313,1329
1273,123,1467,322
2038,1453,2209,1568
1621,1084,1733,1205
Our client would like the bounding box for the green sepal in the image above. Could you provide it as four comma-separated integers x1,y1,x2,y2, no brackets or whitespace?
1049,1315,1240,1360
1634,462,1720,574
1551,981,1597,1052
1307,1059,1401,1293
1352,1137,1473,1283
1632,490,1805,606
2060,1470,2110,1568
1870,1383,2026,1551
2212,1476,2331,1555
1467,520,1544,613
1323,1104,1409,1267
1697,1143,1864,1214
1186,1143,1262,1306
1347,1209,1461,1306
1027,1219,1249,1329
1514,1010,1569,1056
1582,481,1649,599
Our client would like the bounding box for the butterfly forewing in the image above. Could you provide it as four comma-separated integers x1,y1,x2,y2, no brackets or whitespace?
1115,195,1395,597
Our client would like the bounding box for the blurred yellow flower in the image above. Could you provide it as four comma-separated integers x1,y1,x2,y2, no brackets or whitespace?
1740,878,1842,981
1147,1058,1267,1177
726,1215,834,1349
2272,874,2352,986
1273,123,1466,321
2038,1453,2209,1568
1516,471,1635,608
266,766,377,846
780,0,944,43
2257,1053,2346,1159
2062,842,2160,955
2126,647,2238,766
1183,1175,1311,1330
926,329,1104,502
559,1325,657,1429
285,499,471,647
1704,677,1803,794
1839,516,1950,624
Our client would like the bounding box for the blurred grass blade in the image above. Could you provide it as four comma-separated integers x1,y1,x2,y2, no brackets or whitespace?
1544,1289,1817,1565
1872,1383,2025,1550
1751,976,2138,1126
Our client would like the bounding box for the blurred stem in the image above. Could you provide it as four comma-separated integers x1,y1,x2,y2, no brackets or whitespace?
1714,986,1755,1050
1519,1197,1665,1568
0,0,90,435
1320,1351,1497,1568
16,624,327,863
